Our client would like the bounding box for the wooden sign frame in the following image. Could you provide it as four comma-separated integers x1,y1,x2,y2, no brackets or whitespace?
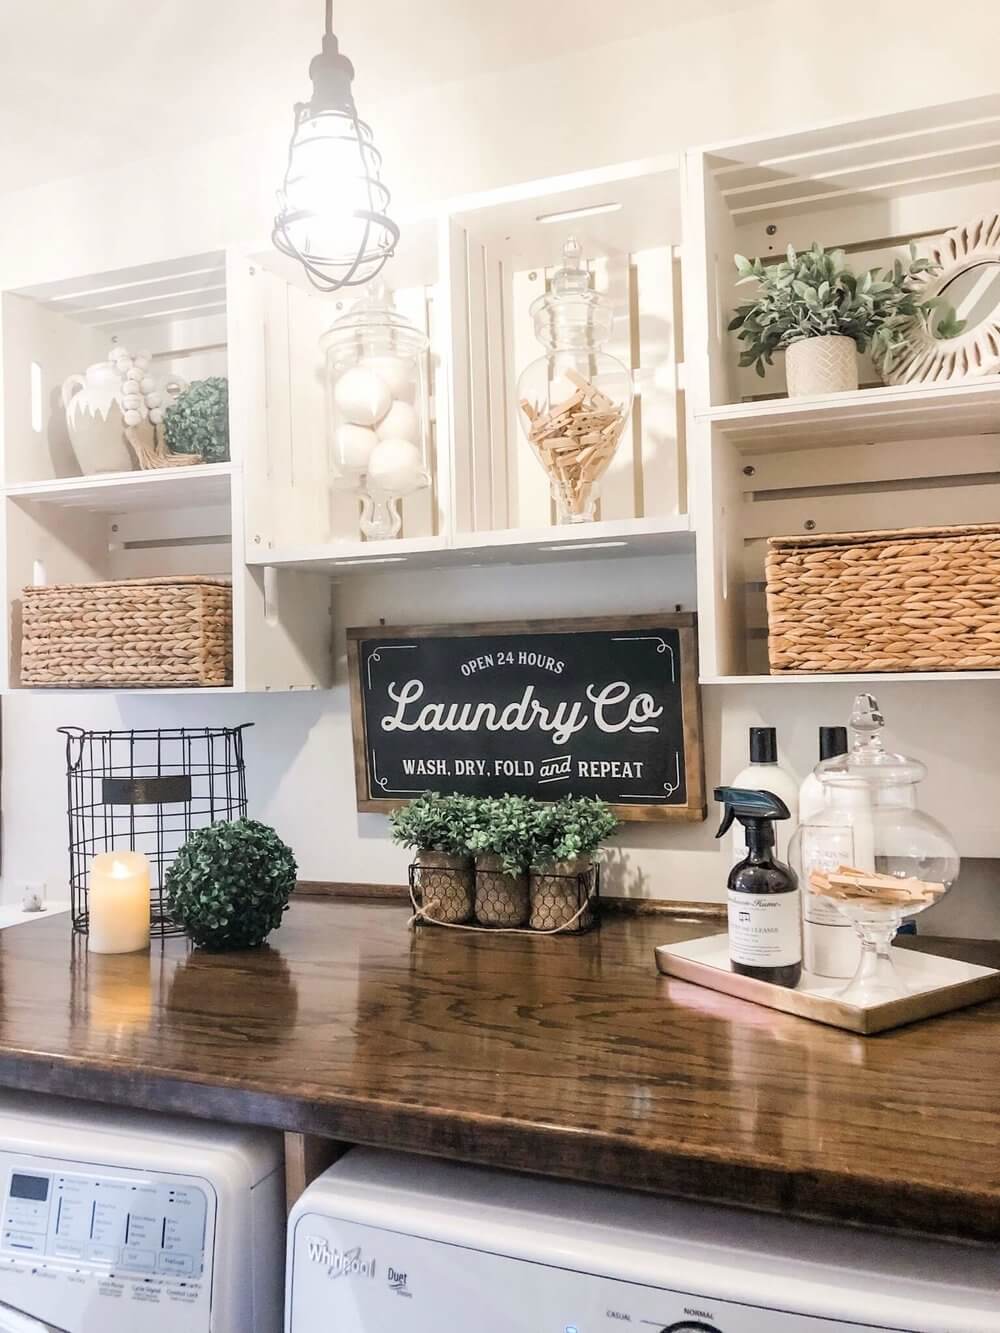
347,613,705,822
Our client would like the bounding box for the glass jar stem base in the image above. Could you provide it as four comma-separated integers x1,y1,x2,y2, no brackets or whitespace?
838,917,906,1005
360,494,402,540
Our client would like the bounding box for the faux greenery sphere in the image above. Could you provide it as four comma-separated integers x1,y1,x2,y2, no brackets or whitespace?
165,818,297,950
163,376,230,462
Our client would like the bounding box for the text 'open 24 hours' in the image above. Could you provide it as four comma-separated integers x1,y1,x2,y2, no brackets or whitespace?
352,621,700,813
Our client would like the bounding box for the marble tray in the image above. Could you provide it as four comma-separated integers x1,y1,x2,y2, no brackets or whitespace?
654,933,1000,1034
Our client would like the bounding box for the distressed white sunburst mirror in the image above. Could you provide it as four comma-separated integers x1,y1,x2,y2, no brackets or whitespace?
887,215,1000,385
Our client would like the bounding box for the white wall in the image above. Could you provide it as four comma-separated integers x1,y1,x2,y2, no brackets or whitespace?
3,0,1000,909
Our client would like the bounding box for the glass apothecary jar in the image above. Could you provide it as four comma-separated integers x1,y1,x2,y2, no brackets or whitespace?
516,237,633,524
320,286,430,540
789,694,960,1002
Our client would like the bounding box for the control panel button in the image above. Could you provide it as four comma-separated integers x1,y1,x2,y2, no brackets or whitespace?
87,1243,118,1265
2,1231,42,1254
158,1252,194,1275
122,1247,155,1272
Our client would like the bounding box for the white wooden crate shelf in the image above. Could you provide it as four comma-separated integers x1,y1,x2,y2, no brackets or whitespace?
248,515,694,574
704,671,1000,686
4,463,233,513
699,377,1000,453
685,95,1000,681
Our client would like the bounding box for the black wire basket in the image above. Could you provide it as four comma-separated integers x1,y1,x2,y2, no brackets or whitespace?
61,725,251,939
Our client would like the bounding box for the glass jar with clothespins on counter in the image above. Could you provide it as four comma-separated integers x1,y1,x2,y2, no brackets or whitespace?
789,693,960,1004
516,236,633,524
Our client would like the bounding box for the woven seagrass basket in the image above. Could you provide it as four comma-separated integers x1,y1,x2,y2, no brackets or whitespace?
21,576,232,687
765,524,1000,674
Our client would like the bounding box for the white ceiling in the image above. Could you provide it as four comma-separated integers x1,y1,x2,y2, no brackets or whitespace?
0,0,761,194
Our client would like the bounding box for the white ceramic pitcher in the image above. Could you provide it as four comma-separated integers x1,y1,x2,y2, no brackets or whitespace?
61,362,133,474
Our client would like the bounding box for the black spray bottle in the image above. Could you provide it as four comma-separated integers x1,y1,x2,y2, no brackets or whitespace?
715,786,802,988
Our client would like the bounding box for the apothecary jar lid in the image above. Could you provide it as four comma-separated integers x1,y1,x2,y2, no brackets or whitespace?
320,283,429,356
529,236,615,350
816,693,928,791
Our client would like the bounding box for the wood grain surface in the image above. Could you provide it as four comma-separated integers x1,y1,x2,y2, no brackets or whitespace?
0,902,995,1242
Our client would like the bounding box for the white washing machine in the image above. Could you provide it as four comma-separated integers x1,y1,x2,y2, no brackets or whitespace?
287,1149,998,1332
0,1091,284,1332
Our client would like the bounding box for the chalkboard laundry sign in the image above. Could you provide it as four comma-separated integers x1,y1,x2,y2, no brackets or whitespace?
347,614,705,822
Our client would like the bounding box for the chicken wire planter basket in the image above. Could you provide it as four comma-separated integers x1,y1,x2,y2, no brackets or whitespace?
21,577,233,688
409,859,600,934
765,524,1000,673
62,724,251,938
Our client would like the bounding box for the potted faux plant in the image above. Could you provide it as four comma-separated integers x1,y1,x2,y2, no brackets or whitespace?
164,818,297,950
729,243,940,397
530,797,619,931
467,795,540,927
389,793,479,924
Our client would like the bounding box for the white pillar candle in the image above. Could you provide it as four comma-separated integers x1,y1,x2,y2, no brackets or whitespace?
88,851,151,954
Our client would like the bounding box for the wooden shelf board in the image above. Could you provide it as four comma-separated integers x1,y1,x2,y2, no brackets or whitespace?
699,377,1000,453
6,685,240,696
4,463,233,512
703,671,1000,685
248,517,694,573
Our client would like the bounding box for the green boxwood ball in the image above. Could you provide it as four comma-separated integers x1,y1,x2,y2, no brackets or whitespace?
165,818,297,950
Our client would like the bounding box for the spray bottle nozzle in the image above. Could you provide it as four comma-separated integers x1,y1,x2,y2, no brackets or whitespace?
714,786,791,839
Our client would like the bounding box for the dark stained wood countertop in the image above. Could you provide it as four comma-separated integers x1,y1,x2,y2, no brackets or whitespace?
0,900,996,1242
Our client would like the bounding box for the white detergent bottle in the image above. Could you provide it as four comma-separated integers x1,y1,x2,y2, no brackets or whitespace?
729,727,799,866
799,726,848,822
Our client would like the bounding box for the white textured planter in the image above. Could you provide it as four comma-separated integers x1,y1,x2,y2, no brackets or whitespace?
785,336,859,398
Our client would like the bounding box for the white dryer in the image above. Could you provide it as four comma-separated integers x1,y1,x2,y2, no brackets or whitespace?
0,1091,284,1332
287,1149,998,1333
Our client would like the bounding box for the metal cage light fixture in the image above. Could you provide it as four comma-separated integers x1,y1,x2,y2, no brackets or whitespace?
272,0,399,292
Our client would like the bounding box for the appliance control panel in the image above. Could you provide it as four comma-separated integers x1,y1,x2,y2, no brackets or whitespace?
0,1153,215,1332
288,1213,981,1333
2,1167,207,1277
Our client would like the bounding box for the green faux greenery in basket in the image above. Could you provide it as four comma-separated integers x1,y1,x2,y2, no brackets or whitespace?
729,243,945,378
389,792,480,856
165,818,297,949
531,796,619,868
163,376,230,463
466,794,542,875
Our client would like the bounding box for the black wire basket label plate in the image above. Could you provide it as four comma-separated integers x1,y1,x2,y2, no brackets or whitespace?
102,775,193,806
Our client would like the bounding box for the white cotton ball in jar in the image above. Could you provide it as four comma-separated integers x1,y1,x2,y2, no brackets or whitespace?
144,390,162,409
366,438,425,497
148,408,164,425
376,399,420,445
123,378,141,396
333,366,392,427
140,376,155,394
334,423,377,473
121,393,142,410
123,408,142,426
364,355,415,403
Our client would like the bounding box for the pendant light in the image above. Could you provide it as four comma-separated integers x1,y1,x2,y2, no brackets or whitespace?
272,0,399,292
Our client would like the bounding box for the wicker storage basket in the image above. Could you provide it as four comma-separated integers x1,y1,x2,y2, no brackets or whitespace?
21,576,232,687
766,524,1000,674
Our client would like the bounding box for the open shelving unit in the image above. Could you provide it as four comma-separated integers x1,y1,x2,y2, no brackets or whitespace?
0,252,332,692
684,93,1000,683
4,95,1000,692
239,156,690,577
